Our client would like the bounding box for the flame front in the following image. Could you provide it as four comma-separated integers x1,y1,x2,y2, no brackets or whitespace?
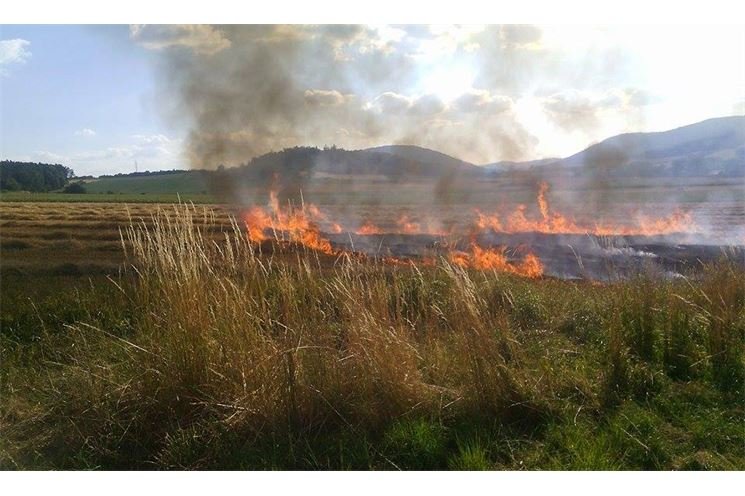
396,214,420,234
356,221,383,235
242,181,698,279
475,182,695,236
449,245,544,278
243,190,335,255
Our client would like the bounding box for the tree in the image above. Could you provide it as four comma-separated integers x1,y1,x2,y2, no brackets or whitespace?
3,177,21,191
0,161,75,192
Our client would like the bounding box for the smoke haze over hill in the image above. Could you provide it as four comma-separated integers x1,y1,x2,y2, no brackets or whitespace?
133,25,745,170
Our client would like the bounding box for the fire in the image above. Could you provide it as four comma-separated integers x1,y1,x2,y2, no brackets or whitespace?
537,181,550,221
356,221,383,235
240,180,696,279
476,209,503,231
475,182,695,236
243,206,272,242
396,214,420,234
593,210,695,237
355,216,447,236
449,245,544,278
242,190,335,255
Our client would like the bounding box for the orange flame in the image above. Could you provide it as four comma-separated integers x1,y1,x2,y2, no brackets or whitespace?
356,221,383,235
243,190,335,254
475,182,695,236
476,209,503,232
450,245,544,278
244,206,271,242
396,214,421,234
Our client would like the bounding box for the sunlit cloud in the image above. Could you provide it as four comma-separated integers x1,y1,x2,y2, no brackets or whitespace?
0,39,31,75
304,89,355,107
129,25,231,55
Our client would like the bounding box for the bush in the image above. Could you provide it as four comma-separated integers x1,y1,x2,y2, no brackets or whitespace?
62,182,86,194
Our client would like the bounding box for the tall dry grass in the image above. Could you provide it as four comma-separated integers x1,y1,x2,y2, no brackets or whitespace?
114,204,550,436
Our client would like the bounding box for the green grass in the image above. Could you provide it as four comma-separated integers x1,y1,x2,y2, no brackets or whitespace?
82,172,209,195
0,204,743,470
0,171,215,203
0,191,217,203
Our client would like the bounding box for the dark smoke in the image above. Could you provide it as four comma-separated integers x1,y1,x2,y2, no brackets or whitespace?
142,25,557,173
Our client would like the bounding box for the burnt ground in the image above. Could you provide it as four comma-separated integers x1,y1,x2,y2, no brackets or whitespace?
325,231,745,280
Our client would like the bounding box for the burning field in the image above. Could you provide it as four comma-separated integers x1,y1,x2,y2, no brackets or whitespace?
3,198,744,470
239,181,743,281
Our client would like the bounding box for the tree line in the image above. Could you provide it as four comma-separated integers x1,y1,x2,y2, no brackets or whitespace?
0,161,74,192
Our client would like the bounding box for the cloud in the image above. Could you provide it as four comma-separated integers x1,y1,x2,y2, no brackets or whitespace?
27,134,184,176
29,150,67,164
452,90,512,114
130,25,231,55
499,25,543,49
131,133,173,145
734,100,745,115
0,39,31,75
542,91,606,133
74,128,96,137
541,88,651,134
410,94,446,116
452,89,492,111
355,25,407,55
624,88,655,107
366,93,445,117
303,89,354,107
368,92,413,114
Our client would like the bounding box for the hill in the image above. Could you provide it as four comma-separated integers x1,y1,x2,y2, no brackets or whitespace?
483,158,559,171
234,146,481,182
364,145,476,171
558,115,745,177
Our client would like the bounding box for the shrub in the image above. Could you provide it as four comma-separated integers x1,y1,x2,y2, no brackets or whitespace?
62,182,86,194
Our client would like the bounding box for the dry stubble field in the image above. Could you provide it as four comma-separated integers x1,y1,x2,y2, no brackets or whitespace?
0,202,238,275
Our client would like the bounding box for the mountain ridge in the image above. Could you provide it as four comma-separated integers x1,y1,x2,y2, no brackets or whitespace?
353,115,744,178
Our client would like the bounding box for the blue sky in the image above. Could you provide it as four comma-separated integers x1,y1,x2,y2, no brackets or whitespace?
1,25,183,176
1,25,744,176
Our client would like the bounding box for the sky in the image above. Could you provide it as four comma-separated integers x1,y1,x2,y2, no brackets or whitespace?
1,24,744,176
